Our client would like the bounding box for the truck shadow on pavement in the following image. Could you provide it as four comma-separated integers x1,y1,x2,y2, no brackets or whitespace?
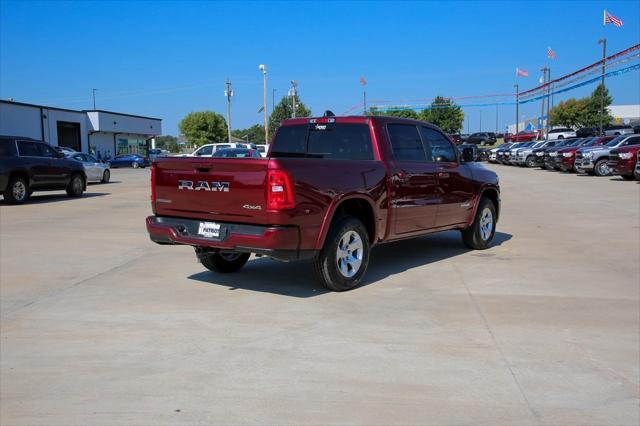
0,192,110,205
187,231,512,298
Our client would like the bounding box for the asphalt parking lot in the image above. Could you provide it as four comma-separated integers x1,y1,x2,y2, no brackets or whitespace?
1,165,638,425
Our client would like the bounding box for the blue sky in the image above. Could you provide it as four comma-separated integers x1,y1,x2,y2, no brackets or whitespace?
1,0,639,135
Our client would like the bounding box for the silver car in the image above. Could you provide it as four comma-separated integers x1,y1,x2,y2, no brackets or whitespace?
68,153,111,183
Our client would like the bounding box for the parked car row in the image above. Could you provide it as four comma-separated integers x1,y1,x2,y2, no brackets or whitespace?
184,142,269,158
488,134,640,180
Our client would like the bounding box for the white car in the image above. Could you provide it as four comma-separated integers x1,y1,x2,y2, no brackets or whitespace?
255,144,268,157
68,153,110,183
189,143,249,157
547,128,576,140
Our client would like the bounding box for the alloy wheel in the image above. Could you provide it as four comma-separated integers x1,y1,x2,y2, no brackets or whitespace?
336,230,363,278
479,207,494,241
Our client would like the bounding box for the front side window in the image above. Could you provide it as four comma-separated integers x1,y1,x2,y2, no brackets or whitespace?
388,124,426,162
17,141,40,156
622,136,640,146
38,144,57,158
420,127,457,163
195,145,213,156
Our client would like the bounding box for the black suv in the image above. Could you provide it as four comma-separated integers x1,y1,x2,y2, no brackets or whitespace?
467,132,497,145
0,136,87,204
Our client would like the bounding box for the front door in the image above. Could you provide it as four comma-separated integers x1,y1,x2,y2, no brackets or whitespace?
419,127,475,227
387,124,439,234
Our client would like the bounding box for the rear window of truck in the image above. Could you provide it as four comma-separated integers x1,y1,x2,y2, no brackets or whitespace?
271,124,374,160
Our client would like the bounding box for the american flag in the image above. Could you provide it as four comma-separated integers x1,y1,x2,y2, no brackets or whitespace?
359,76,367,87
604,10,623,27
516,67,529,77
547,46,556,59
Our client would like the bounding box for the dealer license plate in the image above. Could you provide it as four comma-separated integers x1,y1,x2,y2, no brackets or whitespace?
198,222,221,238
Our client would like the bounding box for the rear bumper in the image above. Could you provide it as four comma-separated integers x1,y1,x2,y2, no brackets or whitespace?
146,216,316,261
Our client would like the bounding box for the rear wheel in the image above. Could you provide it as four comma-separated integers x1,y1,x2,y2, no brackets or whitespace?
525,156,537,167
101,169,110,183
197,250,250,273
3,176,30,204
66,174,84,197
313,216,370,291
461,197,496,250
594,159,611,176
132,162,139,168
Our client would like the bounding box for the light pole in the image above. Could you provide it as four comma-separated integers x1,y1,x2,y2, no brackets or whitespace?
92,88,97,110
598,38,607,136
540,67,548,137
514,84,519,136
224,78,233,143
272,88,276,112
288,80,298,118
495,104,498,133
545,68,551,140
259,64,268,144
479,109,482,131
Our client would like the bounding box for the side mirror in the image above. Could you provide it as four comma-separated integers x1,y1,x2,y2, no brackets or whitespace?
461,147,475,162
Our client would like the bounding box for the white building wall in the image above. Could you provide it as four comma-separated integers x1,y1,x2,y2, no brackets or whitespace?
89,132,114,159
0,102,41,139
88,111,161,135
42,108,88,150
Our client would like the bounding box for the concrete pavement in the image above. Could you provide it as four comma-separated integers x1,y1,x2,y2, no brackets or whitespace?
1,165,638,425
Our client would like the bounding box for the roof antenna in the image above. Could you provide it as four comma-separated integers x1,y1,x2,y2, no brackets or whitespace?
323,110,335,117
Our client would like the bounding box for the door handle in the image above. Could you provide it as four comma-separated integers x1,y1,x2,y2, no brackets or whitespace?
437,172,450,178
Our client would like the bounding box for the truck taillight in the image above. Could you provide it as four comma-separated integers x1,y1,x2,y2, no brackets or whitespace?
266,169,295,211
150,162,157,204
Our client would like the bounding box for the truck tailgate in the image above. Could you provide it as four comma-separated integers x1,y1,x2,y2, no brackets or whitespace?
153,157,270,223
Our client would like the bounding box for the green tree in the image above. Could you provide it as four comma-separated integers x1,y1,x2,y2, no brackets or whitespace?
154,135,177,150
178,111,227,147
368,107,419,119
269,96,311,137
232,124,265,144
418,96,464,133
549,85,613,128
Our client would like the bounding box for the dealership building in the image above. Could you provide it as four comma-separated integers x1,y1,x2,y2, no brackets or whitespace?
0,100,162,157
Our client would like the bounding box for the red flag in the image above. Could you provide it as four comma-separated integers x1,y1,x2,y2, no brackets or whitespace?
604,10,623,27
547,46,556,59
359,76,367,87
516,67,529,77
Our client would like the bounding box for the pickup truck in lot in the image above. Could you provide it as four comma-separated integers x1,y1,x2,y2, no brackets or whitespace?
608,145,640,180
575,134,640,176
146,115,501,291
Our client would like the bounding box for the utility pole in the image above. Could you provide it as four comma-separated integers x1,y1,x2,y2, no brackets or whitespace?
224,78,233,143
479,109,482,131
289,80,298,118
545,68,551,140
495,104,498,133
540,67,548,138
92,88,97,110
259,64,268,144
272,88,276,112
598,38,607,136
514,84,519,136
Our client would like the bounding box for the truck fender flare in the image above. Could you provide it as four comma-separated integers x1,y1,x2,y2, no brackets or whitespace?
467,185,500,227
315,194,378,250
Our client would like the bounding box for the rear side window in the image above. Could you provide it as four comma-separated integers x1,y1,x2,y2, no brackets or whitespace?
271,123,374,160
195,145,213,156
0,138,17,157
387,124,426,162
17,141,40,156
420,127,457,163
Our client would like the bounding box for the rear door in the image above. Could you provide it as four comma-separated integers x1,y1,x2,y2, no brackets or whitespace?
16,140,48,187
420,127,475,227
386,123,439,234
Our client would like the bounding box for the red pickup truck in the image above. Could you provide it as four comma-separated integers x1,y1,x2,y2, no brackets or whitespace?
505,131,538,143
146,115,500,291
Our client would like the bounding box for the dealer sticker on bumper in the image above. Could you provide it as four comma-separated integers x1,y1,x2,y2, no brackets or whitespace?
198,222,221,238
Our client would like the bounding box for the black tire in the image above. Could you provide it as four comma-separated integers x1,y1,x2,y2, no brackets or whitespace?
66,173,85,197
525,156,537,168
132,162,139,168
594,159,611,176
198,250,250,273
621,174,635,181
461,197,497,250
558,135,564,139
3,175,30,204
101,169,110,183
312,216,370,292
